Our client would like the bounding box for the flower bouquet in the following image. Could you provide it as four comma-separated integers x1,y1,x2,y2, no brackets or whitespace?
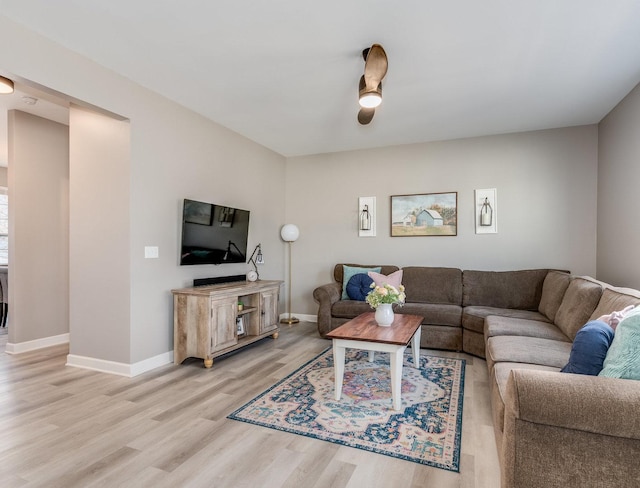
366,282,406,326
365,283,406,308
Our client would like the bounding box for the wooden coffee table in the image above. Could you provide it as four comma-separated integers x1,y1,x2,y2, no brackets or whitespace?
326,312,423,411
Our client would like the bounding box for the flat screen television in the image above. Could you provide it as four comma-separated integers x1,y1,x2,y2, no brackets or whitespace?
179,199,250,266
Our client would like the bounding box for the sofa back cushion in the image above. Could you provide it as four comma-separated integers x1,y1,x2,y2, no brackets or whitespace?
334,264,399,284
462,269,550,309
402,267,462,305
554,277,604,340
589,287,640,322
538,271,572,322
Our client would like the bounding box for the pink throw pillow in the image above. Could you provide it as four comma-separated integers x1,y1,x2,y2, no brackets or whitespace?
368,270,403,288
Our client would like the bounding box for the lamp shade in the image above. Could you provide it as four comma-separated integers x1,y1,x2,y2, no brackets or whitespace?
280,224,299,242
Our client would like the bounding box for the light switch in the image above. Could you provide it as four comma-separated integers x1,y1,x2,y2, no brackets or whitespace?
145,246,159,259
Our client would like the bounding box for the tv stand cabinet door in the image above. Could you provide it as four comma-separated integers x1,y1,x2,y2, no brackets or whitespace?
211,296,237,352
260,287,279,334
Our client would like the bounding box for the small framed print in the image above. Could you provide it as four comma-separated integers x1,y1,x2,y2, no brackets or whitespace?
236,316,245,336
391,192,457,236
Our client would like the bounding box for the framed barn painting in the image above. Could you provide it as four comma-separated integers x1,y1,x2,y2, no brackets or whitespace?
390,192,458,236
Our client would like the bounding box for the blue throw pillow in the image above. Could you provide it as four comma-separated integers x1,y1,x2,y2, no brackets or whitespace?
346,273,374,301
560,320,614,375
341,265,381,300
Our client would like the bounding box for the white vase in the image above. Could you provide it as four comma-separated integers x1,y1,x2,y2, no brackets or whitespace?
375,303,395,326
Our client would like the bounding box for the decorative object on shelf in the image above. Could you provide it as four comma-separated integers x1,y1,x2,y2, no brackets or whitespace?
238,301,244,311
247,243,264,280
358,196,376,237
236,315,245,336
390,192,458,237
475,188,497,234
0,76,14,94
365,282,406,326
280,224,300,325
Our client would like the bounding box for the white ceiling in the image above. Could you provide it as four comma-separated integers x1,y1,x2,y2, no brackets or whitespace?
2,1,640,157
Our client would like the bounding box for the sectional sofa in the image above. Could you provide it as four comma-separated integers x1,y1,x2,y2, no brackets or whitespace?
313,264,640,488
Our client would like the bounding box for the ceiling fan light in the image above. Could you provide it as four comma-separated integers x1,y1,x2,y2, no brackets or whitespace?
359,92,382,109
0,76,14,95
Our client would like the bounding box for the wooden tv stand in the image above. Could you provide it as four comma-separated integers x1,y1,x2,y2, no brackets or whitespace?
172,280,282,368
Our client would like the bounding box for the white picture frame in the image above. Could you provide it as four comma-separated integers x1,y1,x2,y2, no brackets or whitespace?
236,316,245,336
475,188,497,234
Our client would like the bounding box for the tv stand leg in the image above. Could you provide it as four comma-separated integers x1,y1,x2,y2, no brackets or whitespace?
204,357,213,368
272,332,279,339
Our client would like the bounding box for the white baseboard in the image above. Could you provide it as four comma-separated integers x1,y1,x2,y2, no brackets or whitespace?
66,350,174,377
5,333,70,354
279,313,317,323
130,351,174,377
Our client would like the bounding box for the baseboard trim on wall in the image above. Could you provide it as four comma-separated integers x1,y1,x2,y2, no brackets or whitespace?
66,351,174,377
130,351,174,377
279,313,317,323
5,333,70,354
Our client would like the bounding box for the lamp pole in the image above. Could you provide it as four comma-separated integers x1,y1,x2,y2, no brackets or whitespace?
280,224,299,325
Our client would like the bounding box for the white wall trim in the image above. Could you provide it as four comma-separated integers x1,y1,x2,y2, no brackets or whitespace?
66,351,174,377
5,333,69,354
66,354,131,376
130,351,174,377
279,312,317,323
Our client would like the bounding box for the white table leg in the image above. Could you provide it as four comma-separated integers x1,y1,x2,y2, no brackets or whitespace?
333,341,346,401
412,325,422,368
389,347,405,411
368,351,375,362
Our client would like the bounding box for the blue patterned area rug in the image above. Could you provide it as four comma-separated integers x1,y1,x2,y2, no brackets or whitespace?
228,348,465,471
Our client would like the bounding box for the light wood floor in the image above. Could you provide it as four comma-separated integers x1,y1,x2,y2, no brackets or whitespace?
0,324,500,487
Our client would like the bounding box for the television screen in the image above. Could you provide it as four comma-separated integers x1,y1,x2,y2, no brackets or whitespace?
180,199,250,265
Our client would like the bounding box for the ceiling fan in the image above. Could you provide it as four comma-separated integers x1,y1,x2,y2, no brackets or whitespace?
358,43,388,125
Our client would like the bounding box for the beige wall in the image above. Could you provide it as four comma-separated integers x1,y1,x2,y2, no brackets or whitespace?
1,15,286,368
597,81,640,289
0,167,7,187
69,105,131,363
7,110,69,343
286,126,599,315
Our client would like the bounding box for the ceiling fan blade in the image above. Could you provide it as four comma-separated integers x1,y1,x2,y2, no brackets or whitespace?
363,44,388,90
358,107,375,125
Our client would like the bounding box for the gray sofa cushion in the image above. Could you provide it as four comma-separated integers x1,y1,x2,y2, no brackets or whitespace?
554,277,603,340
400,302,462,327
538,271,571,322
331,300,373,318
589,287,640,321
463,306,549,333
486,336,572,372
484,316,570,343
402,266,462,305
462,269,550,309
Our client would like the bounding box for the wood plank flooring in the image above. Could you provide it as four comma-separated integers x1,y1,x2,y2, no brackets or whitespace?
0,324,500,487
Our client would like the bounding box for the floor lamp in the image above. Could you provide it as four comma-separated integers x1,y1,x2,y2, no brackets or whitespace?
280,224,299,325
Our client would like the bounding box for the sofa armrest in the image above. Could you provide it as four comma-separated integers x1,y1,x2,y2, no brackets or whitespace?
501,369,640,488
313,282,341,337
